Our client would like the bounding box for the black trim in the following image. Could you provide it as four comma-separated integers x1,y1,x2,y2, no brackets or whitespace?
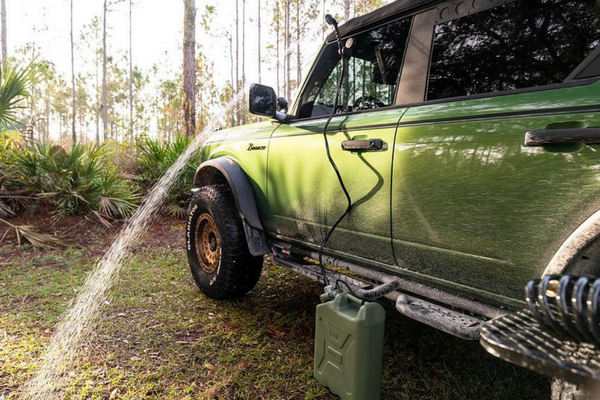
525,128,600,146
341,139,384,151
566,45,600,81
325,0,441,44
421,78,600,108
432,0,516,24
291,76,598,126
282,122,400,135
194,158,263,230
278,104,600,135
283,104,600,135
398,104,600,127
399,77,599,112
290,104,405,123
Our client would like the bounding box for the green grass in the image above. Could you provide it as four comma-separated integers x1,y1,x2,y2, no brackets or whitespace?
0,220,550,399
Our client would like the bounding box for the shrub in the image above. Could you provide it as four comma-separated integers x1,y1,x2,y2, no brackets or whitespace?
0,131,30,217
136,135,200,217
5,141,140,222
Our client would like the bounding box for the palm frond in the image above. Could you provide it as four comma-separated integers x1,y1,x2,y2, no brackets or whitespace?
0,218,66,249
0,200,14,218
15,225,66,249
0,59,39,130
98,195,138,219
162,203,187,220
90,210,114,228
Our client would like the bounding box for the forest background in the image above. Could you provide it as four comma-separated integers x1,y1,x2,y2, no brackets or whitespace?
0,0,391,235
6,0,391,145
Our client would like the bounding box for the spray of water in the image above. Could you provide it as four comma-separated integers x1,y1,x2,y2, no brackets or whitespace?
21,90,245,400
21,19,329,398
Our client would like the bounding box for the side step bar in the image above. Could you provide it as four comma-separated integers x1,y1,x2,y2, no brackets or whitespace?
271,249,495,340
396,294,482,340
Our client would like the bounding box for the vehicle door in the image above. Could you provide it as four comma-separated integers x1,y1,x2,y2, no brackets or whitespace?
266,15,413,266
391,0,600,303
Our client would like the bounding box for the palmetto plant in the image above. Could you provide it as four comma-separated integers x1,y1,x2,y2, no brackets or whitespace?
0,59,38,130
136,135,200,217
0,60,37,219
7,142,140,223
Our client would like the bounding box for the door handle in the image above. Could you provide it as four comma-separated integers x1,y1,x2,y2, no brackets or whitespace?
341,139,384,151
524,128,600,146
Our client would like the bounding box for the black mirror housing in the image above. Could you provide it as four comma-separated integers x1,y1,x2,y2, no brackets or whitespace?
249,84,277,118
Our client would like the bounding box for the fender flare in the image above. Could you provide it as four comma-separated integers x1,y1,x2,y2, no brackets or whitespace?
193,157,263,230
543,208,600,276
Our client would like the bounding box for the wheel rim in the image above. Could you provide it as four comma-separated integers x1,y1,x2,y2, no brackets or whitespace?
195,213,221,274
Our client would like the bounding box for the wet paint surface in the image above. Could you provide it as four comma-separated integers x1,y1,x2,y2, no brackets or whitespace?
199,81,600,305
392,80,600,299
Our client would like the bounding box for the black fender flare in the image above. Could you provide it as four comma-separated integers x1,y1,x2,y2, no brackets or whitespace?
193,157,263,229
193,157,269,256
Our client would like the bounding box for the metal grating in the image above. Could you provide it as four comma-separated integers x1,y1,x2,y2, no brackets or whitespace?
480,309,600,386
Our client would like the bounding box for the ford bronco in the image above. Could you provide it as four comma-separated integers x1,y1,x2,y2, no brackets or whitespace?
186,0,600,395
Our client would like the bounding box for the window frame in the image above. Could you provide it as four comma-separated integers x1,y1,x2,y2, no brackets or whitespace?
405,0,600,106
289,12,419,121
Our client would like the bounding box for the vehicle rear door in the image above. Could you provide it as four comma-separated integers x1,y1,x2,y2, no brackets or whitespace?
391,0,600,303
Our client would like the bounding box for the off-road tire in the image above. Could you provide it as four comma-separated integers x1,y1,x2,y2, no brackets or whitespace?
186,185,263,299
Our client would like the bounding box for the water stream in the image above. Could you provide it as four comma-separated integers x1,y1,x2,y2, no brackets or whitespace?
20,22,328,398
20,90,244,400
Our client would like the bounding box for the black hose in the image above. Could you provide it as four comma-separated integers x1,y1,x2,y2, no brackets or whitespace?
318,55,352,289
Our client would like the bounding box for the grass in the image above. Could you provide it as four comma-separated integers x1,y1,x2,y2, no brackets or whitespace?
0,218,550,399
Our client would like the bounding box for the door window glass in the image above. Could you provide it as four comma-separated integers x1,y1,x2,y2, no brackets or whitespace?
427,0,600,101
298,17,412,118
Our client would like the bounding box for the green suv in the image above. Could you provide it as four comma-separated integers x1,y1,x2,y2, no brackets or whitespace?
186,0,600,341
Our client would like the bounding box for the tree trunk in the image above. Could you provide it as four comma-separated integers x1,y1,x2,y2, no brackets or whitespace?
1,0,6,64
235,0,239,125
129,0,133,141
257,0,261,83
96,48,100,143
322,0,325,40
183,0,196,138
296,0,300,89
241,0,246,125
285,0,290,101
344,0,351,22
229,34,235,127
70,0,76,145
45,98,50,142
102,0,108,141
276,7,280,94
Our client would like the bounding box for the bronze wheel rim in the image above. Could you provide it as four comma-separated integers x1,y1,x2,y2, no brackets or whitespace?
195,213,221,274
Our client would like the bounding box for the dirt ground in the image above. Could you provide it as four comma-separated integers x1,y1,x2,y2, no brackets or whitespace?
0,211,550,399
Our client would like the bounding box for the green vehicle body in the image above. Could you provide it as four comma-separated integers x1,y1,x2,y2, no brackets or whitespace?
194,0,600,310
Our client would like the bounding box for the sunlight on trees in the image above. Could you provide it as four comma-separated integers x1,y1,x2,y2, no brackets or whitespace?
2,0,391,145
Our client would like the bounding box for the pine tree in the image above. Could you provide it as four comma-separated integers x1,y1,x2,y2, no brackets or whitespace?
129,0,133,141
183,0,196,137
102,0,108,140
1,0,6,64
258,0,262,83
70,0,76,144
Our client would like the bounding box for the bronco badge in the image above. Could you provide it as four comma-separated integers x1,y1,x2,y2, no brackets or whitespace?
247,143,267,151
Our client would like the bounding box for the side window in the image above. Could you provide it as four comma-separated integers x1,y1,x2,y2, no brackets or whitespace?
427,0,600,101
298,17,412,118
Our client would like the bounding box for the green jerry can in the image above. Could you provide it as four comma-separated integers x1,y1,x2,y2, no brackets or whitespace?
314,291,386,400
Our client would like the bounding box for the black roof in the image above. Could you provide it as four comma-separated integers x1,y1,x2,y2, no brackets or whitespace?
326,0,439,44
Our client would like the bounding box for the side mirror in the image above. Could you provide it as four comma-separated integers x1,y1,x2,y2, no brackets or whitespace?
249,84,276,118
249,83,287,122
